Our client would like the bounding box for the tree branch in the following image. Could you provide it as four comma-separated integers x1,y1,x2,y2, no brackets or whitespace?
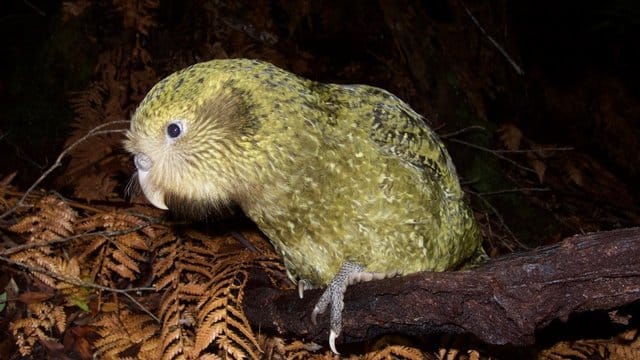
244,227,640,347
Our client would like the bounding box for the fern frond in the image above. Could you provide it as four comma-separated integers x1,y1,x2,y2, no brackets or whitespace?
150,230,265,360
282,339,319,360
366,345,425,360
192,264,260,359
0,172,18,211
539,328,640,360
76,211,151,284
10,302,68,356
9,195,77,243
94,311,161,359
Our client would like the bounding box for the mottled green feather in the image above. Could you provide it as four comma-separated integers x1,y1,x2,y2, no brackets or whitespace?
125,58,482,285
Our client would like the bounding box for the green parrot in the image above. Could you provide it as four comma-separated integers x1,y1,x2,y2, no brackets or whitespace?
124,58,483,353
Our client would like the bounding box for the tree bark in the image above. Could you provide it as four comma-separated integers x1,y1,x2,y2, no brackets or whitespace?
243,227,640,347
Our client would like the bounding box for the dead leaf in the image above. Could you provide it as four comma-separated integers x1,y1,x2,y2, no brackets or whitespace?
565,161,584,187
17,291,54,304
498,123,523,151
529,158,547,183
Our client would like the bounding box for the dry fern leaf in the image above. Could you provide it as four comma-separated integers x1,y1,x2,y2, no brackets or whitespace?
10,302,67,356
151,232,263,360
539,329,640,360
64,80,127,199
0,171,18,212
9,249,84,300
60,0,159,201
94,310,162,359
76,211,151,282
363,345,426,360
9,194,76,243
258,336,329,360
497,123,523,151
112,0,159,35
8,195,84,293
62,53,133,201
153,235,201,360
62,0,91,20
193,267,259,359
74,172,121,201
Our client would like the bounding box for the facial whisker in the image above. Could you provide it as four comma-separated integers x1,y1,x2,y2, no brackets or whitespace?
125,172,141,200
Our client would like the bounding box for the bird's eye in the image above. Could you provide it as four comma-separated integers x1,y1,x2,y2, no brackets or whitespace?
166,121,184,139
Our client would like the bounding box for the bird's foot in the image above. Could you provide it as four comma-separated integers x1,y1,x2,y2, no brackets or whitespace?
309,262,396,354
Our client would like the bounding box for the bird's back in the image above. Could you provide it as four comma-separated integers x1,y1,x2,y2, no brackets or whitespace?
232,63,481,284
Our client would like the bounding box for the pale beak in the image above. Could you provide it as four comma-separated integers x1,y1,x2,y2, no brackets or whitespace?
134,154,168,210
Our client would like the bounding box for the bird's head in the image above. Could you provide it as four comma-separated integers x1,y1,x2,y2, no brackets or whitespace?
124,62,261,218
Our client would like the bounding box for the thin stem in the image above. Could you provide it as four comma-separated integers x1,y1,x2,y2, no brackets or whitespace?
0,121,130,220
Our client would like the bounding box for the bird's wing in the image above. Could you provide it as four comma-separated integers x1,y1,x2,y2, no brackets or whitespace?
362,87,462,194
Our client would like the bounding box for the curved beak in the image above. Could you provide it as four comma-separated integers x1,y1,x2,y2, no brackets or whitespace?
137,169,168,210
134,153,168,210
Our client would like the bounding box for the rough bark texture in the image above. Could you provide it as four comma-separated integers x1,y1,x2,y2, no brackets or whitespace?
243,227,640,347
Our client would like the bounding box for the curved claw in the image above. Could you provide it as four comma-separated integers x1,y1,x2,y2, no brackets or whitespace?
311,303,323,325
298,280,307,299
298,279,318,299
309,262,385,354
329,330,340,355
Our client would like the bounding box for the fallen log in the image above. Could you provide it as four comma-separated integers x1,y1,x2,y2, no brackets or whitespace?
243,227,640,347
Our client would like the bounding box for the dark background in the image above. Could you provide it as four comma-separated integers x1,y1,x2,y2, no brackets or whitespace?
1,0,639,251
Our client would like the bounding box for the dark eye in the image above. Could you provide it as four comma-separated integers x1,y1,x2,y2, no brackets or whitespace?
167,122,182,138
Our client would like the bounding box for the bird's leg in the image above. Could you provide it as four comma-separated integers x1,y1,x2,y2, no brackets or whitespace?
308,262,398,354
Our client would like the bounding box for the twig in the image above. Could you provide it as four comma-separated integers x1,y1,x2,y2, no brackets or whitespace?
464,6,524,75
449,138,538,174
220,16,278,45
22,0,46,16
48,191,162,221
493,146,574,154
0,121,130,221
439,125,487,138
468,189,529,250
0,221,158,257
0,254,159,322
479,187,549,196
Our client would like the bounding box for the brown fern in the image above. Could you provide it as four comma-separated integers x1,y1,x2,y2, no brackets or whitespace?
7,195,84,293
539,329,640,360
63,79,130,201
60,0,160,201
112,0,159,36
93,308,162,359
192,265,258,358
9,195,77,244
364,345,426,360
148,229,290,360
258,336,335,360
0,172,19,212
62,0,91,21
10,302,68,356
76,211,151,283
